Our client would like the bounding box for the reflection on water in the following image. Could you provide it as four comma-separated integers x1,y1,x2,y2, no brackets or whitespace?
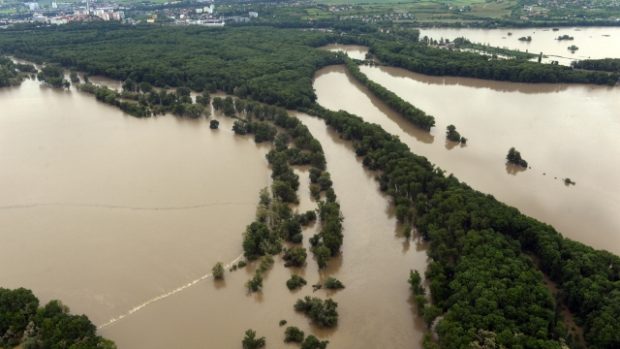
313,64,620,255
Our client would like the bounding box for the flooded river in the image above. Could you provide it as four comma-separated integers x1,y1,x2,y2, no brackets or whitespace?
420,27,620,65
101,114,429,348
313,63,620,255
0,78,270,325
1,77,428,348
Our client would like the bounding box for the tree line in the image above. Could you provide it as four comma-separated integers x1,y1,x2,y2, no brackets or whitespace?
344,57,436,131
222,97,343,270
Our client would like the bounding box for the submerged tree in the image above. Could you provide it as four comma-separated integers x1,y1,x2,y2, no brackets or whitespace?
242,329,266,349
212,262,224,280
506,147,528,168
446,124,466,144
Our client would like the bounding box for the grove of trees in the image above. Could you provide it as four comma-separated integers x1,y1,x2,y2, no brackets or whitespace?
0,288,115,348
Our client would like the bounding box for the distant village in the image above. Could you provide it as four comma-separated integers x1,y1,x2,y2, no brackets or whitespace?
0,0,258,27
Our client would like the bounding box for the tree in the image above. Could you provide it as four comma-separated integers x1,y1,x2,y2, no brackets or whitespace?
246,273,263,293
283,247,307,267
323,277,344,290
312,245,331,269
301,335,329,349
210,119,220,129
69,71,79,84
446,124,464,143
284,326,305,343
242,329,265,349
506,147,528,167
212,262,224,280
287,275,307,290
294,297,338,328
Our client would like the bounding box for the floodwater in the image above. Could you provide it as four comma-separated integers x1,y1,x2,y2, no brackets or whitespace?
1,77,428,348
0,78,271,325
420,27,620,65
321,44,369,60
101,113,429,348
313,64,620,255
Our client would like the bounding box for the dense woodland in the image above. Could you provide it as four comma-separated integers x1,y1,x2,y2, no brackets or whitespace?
0,288,115,348
0,23,342,108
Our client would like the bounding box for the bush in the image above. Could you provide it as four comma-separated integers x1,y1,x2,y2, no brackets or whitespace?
284,326,305,343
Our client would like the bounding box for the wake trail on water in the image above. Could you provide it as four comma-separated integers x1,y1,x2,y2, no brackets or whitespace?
0,201,254,211
97,253,245,329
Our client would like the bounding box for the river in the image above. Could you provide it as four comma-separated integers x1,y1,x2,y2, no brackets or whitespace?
313,61,620,255
420,27,620,65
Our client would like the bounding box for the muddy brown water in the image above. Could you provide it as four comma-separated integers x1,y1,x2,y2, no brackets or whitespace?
420,27,620,65
313,63,620,255
101,114,429,348
1,78,428,348
0,77,270,325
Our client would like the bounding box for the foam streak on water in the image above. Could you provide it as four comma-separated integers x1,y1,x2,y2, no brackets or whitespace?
97,253,245,329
